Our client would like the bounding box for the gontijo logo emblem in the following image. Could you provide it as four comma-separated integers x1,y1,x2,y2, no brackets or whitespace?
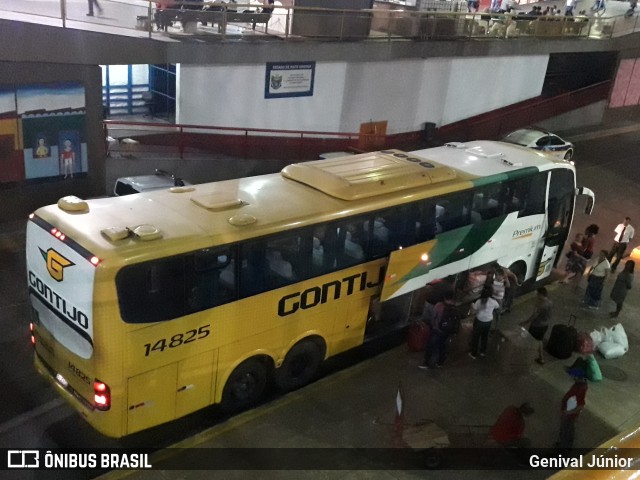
39,247,74,282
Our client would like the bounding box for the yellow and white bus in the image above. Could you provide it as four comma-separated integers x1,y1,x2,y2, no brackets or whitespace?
26,142,594,438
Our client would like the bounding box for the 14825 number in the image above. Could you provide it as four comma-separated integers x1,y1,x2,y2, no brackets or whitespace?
143,325,210,357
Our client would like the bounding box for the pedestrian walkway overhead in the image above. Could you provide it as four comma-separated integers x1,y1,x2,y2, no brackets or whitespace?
1,0,639,45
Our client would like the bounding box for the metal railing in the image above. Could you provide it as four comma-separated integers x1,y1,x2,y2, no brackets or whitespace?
104,120,369,161
104,80,611,160
0,0,636,42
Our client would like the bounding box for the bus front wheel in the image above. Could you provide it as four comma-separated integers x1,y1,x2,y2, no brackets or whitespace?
221,358,268,412
275,340,324,392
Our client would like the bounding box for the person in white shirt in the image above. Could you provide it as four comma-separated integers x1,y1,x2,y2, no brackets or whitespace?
583,250,611,309
565,0,576,16
469,287,500,359
608,217,635,272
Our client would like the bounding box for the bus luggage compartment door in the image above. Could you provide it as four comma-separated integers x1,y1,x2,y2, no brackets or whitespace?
175,350,217,419
127,363,177,435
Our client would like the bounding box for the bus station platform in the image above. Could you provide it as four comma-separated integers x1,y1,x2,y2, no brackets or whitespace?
98,261,640,479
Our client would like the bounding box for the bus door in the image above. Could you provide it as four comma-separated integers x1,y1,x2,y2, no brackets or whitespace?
536,169,575,281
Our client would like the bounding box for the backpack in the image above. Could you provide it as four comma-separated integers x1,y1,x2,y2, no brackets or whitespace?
438,302,459,334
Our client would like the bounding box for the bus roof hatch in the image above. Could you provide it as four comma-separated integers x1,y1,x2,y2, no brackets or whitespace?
281,150,456,200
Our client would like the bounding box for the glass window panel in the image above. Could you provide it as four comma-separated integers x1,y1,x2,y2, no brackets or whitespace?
131,65,149,85
108,65,130,86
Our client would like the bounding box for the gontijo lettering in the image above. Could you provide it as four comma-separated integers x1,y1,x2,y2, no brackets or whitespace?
278,268,384,317
28,271,89,330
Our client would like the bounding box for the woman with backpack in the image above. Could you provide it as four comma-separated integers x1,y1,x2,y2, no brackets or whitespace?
419,291,458,369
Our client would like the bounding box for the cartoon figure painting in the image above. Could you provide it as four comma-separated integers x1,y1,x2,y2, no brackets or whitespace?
35,137,50,158
60,138,76,179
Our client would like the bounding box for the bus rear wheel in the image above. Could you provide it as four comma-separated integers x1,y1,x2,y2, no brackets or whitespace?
221,358,268,412
275,340,324,392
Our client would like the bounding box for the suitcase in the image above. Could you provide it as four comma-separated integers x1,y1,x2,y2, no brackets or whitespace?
547,315,578,359
408,321,430,352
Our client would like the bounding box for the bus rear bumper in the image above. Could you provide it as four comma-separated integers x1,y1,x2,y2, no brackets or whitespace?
33,353,122,438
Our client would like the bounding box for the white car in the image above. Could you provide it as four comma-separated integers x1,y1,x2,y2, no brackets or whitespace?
502,128,575,163
114,169,190,196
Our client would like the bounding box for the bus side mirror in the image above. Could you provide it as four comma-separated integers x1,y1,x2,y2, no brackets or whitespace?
583,196,594,215
576,186,595,215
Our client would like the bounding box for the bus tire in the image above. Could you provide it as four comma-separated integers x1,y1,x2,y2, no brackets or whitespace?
274,340,324,392
221,358,268,412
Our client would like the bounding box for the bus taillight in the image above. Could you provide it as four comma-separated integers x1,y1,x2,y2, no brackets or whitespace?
94,380,111,411
90,256,101,266
29,323,35,346
51,228,66,241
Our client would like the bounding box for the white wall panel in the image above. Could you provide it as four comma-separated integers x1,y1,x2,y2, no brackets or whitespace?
441,55,549,125
177,63,347,132
340,60,427,134
176,55,549,135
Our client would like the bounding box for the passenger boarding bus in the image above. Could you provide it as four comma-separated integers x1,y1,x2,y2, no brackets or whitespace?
26,142,594,437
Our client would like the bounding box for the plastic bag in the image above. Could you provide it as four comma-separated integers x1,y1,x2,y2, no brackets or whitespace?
598,341,626,359
601,326,614,344
609,323,629,351
590,329,604,347
586,354,603,382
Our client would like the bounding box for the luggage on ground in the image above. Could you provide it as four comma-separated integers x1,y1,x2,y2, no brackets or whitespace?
586,354,603,382
547,314,578,359
576,331,595,354
408,321,430,352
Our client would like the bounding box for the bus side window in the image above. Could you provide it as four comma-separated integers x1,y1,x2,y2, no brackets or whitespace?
117,257,186,323
438,191,472,232
368,216,392,258
344,222,367,260
472,183,503,222
519,172,547,217
266,231,315,286
313,225,339,274
377,204,422,252
187,248,236,312
266,249,294,283
240,243,269,297
501,181,522,214
416,201,437,242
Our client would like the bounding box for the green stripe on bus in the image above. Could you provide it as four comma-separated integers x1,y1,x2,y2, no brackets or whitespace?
389,215,508,285
470,167,539,187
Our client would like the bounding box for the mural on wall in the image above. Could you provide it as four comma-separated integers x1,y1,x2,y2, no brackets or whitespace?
0,82,87,185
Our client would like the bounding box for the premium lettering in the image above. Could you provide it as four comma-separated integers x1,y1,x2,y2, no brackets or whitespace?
278,267,384,317
512,224,542,239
